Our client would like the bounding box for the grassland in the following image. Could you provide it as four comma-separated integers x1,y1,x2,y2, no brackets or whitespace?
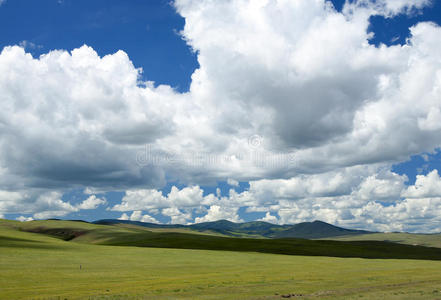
6,219,441,260
2,219,441,299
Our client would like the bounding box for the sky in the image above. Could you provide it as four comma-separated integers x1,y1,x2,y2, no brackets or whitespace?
1,0,441,232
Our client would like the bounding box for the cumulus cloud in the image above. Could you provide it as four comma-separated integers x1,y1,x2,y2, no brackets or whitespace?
236,167,441,232
194,205,242,223
76,195,106,210
16,216,34,222
175,0,441,175
112,189,165,211
32,192,78,219
162,207,193,224
0,190,78,219
112,185,245,224
258,212,279,224
0,189,108,219
402,170,441,198
0,45,173,192
118,213,129,220
1,0,439,194
108,165,441,232
139,213,159,223
343,0,432,16
227,178,239,187
111,186,219,224
356,171,406,201
118,210,159,223
1,0,441,230
112,186,215,212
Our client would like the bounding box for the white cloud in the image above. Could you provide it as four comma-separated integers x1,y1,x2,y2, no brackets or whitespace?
139,213,159,223
258,212,279,224
227,178,239,187
16,216,34,222
128,210,142,221
118,213,129,220
167,186,206,207
32,194,78,219
112,189,166,211
18,40,42,51
118,210,159,223
111,186,214,212
1,0,441,230
194,205,242,223
0,45,174,194
418,107,441,131
0,190,78,220
234,166,441,232
168,0,441,181
106,165,441,232
343,0,431,16
162,207,192,224
76,195,106,210
356,171,406,201
0,189,110,219
402,170,441,198
0,0,439,195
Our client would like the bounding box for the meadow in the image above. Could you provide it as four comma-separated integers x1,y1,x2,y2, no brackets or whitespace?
1,219,441,299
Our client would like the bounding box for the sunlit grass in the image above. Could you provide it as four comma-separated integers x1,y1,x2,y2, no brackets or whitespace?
1,220,441,299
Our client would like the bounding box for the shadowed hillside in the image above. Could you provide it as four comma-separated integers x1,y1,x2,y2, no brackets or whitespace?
323,232,441,248
2,218,441,299
2,219,441,261
94,219,371,239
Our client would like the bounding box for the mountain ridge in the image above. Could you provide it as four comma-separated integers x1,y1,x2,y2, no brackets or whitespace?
93,218,372,239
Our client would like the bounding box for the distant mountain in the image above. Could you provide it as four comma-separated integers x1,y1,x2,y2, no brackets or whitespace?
94,219,184,228
270,220,370,239
3,219,439,261
93,219,372,239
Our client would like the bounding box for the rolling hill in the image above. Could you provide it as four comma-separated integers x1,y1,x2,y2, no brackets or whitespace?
93,219,372,239
3,218,441,299
323,232,441,248
2,219,441,261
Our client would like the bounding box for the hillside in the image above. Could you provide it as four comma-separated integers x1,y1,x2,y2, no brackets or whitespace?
2,219,441,261
323,232,441,248
94,219,372,239
3,219,441,299
269,220,370,238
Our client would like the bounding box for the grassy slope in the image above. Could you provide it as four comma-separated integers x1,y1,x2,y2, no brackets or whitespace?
1,221,441,299
97,219,371,239
96,230,441,260
323,232,441,248
6,219,441,260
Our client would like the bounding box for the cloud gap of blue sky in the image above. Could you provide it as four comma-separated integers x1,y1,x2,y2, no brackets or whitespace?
367,0,441,46
0,0,198,92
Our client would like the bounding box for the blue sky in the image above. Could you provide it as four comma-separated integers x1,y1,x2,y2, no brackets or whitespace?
2,0,439,91
1,0,441,232
0,0,198,91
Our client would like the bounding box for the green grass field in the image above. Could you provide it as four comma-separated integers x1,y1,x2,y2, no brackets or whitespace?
2,219,441,299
